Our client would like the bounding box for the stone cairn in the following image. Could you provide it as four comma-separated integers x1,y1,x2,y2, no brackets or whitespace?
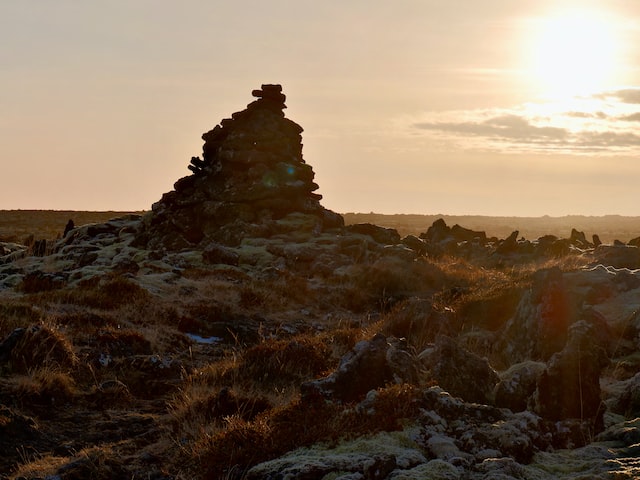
138,84,343,250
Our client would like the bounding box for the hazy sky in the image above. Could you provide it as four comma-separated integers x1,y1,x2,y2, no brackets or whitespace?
2,1,640,216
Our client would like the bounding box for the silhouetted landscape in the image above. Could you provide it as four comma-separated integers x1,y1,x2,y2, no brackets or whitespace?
4,211,640,247
2,86,640,479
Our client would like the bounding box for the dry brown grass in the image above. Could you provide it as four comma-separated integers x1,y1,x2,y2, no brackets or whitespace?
8,445,127,480
0,301,43,337
8,323,77,374
7,366,77,408
335,256,447,312
24,273,151,310
7,453,69,480
193,383,422,478
1,211,611,479
168,328,362,463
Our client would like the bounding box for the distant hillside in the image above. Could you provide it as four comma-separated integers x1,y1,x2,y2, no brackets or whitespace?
343,213,640,244
0,210,144,243
2,210,640,245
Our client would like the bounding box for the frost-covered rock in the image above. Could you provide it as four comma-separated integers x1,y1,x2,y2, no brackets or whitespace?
387,459,461,480
245,430,426,479
610,372,640,418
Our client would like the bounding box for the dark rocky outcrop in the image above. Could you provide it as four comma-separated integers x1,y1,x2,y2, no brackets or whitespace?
420,219,486,245
300,334,417,403
0,327,26,362
202,242,240,266
430,335,499,404
611,372,640,418
494,361,546,412
344,223,401,245
0,405,41,471
591,244,640,269
533,320,608,432
418,219,488,257
137,84,343,250
495,267,575,364
495,230,519,255
63,219,75,237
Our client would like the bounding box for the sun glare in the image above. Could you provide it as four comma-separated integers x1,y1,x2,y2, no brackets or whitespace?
526,10,621,98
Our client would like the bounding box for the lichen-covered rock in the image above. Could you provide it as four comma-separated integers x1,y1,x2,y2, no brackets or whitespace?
202,242,240,266
431,335,499,405
345,223,401,245
609,372,640,418
494,361,546,412
245,430,427,480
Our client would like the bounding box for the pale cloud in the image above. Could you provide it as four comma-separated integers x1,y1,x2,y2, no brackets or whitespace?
607,88,640,104
415,114,567,143
620,112,640,122
411,88,640,154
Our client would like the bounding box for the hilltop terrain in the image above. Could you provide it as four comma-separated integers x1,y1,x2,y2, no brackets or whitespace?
1,85,640,480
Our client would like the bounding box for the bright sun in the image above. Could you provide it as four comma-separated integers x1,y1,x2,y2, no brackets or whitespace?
527,10,621,98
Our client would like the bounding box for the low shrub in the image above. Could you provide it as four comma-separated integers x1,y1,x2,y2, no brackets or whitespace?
94,327,152,356
17,271,66,294
9,324,77,373
377,298,460,351
12,367,77,407
345,257,447,312
240,336,332,386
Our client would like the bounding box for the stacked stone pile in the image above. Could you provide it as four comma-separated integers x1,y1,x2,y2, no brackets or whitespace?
139,84,343,249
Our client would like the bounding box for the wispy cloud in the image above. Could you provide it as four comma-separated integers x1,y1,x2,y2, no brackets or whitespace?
410,88,640,154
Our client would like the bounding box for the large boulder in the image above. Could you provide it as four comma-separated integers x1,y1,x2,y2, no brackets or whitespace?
495,267,575,364
418,219,487,258
611,372,640,418
430,335,499,405
591,245,640,269
494,361,546,412
300,334,417,403
533,321,608,431
344,223,401,245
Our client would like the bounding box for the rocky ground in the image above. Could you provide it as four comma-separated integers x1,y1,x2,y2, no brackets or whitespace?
2,85,640,479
